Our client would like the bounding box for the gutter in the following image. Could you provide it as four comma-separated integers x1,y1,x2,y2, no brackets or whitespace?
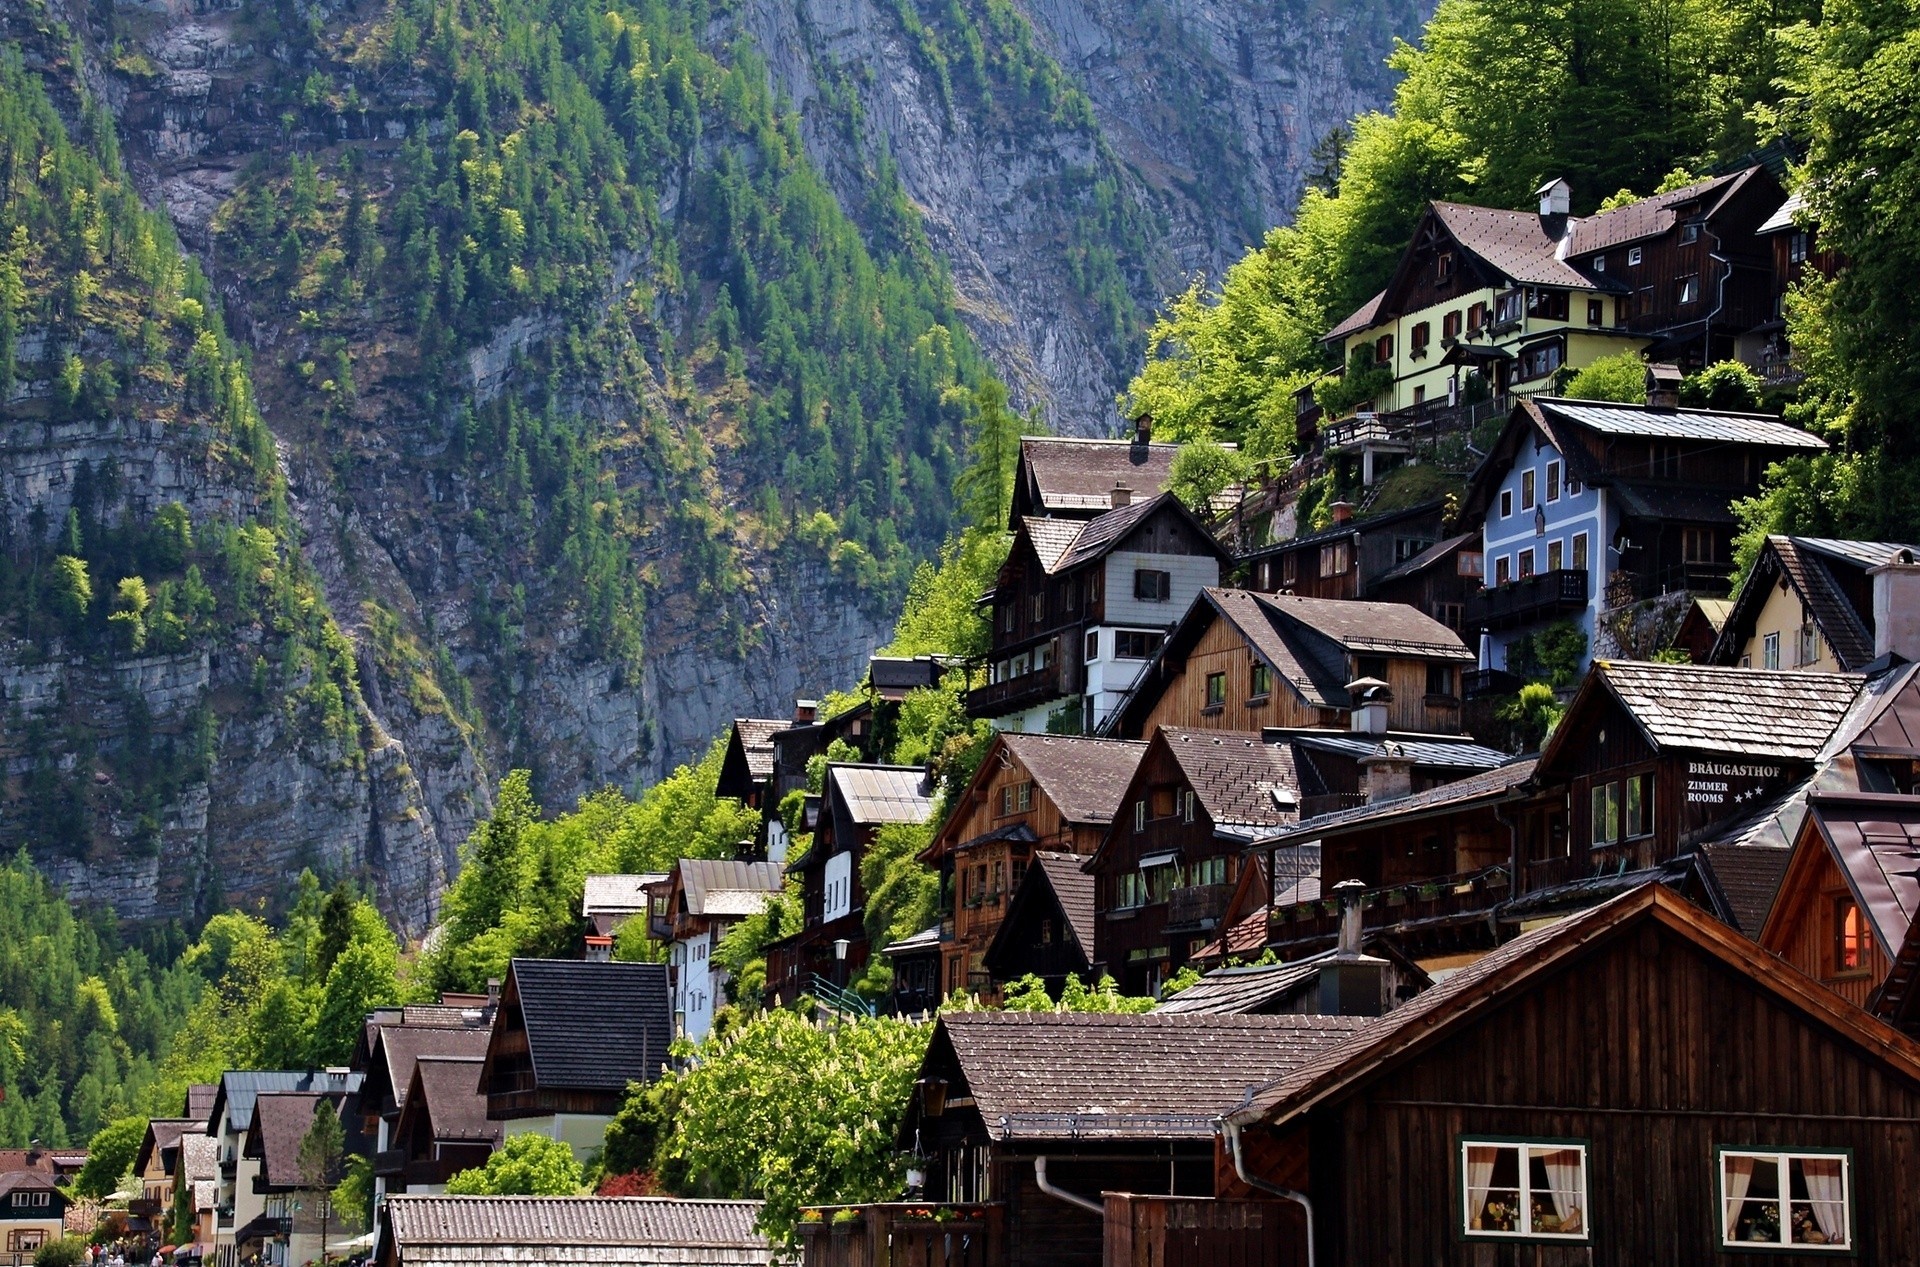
1220,1117,1316,1267
1032,1156,1104,1215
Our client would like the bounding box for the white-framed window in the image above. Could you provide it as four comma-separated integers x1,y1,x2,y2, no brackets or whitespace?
1628,246,1644,266
1495,555,1512,586
1763,631,1781,670
1500,490,1514,518
1797,621,1821,668
1521,469,1536,510
1461,1139,1589,1241
1719,1149,1850,1249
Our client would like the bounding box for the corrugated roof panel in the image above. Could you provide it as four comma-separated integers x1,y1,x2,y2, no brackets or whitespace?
1540,400,1827,448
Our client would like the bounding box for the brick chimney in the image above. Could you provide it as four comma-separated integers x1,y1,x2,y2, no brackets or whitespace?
1869,549,1920,664
1111,482,1132,509
1360,740,1415,804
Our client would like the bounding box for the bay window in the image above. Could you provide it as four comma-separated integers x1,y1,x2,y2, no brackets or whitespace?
1719,1149,1849,1248
1461,1139,1589,1241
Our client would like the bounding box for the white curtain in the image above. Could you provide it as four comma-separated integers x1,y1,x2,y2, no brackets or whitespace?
1722,1154,1756,1240
1540,1148,1584,1230
1801,1158,1847,1243
1465,1147,1496,1229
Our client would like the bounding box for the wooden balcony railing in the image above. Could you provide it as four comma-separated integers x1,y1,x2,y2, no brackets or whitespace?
965,659,1064,719
798,1204,1006,1267
1603,560,1736,606
1165,882,1235,931
1266,866,1511,950
1466,568,1589,631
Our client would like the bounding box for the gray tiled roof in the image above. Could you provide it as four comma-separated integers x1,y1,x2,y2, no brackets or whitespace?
383,1196,769,1264
1022,516,1083,572
250,1092,335,1189
1698,843,1792,935
507,959,673,1093
178,1132,218,1185
678,859,786,917
1283,731,1511,770
1158,728,1301,832
1595,660,1863,759
1032,850,1097,953
1152,961,1320,1015
1758,192,1806,236
828,764,935,826
1001,733,1147,824
1253,591,1475,660
937,1011,1367,1139
1536,399,1827,448
1020,437,1181,514
1255,757,1539,848
583,874,669,917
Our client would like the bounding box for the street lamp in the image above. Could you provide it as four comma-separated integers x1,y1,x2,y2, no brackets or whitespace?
833,938,850,991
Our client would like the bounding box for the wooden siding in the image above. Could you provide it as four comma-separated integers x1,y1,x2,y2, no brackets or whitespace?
996,1155,1213,1267
1763,841,1892,1012
1103,1195,1304,1267
1261,919,1920,1264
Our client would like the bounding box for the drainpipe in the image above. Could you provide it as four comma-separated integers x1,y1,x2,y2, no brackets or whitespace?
1221,1117,1316,1267
1032,1156,1104,1215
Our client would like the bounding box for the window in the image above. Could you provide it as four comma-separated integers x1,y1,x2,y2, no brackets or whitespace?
1086,629,1100,661
1546,460,1561,502
1116,870,1147,909
1683,527,1716,563
1205,672,1227,709
1572,532,1589,570
1591,783,1620,845
1518,548,1535,579
1411,321,1431,355
1521,469,1536,510
1495,555,1512,586
1182,790,1196,823
1250,661,1272,699
1443,310,1463,339
1680,221,1701,244
1134,569,1172,601
1789,231,1810,265
1413,385,1426,406
1519,339,1564,381
1462,1140,1589,1241
1568,472,1584,496
1000,605,1014,632
1547,540,1564,572
1435,601,1464,630
1437,251,1456,280
1134,800,1146,832
998,781,1033,816
1623,772,1653,838
1030,593,1045,623
1458,551,1484,578
1627,246,1644,266
1835,899,1868,973
1087,570,1101,603
1319,540,1351,577
1586,298,1604,326
1427,663,1456,697
1500,490,1514,518
1797,621,1821,668
1678,275,1701,305
1395,536,1435,563
1763,631,1781,670
1280,553,1298,585
1526,289,1569,321
1356,655,1390,683
1493,289,1524,325
1655,443,1683,480
1144,860,1180,903
1375,334,1394,365
1592,254,1607,274
1116,629,1163,659
1467,302,1488,331
1719,1150,1850,1249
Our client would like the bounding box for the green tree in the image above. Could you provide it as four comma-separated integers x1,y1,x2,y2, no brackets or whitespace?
1167,439,1250,515
308,903,401,1066
73,1115,146,1198
32,1237,88,1267
1680,360,1762,411
48,555,92,630
108,576,150,652
445,1132,582,1195
295,1098,347,1257
1563,351,1648,402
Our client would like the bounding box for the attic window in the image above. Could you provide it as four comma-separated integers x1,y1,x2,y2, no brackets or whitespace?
1249,660,1272,699
1134,569,1172,602
1834,898,1867,973
1627,247,1644,266
1592,255,1606,273
1437,251,1456,280
1680,221,1700,244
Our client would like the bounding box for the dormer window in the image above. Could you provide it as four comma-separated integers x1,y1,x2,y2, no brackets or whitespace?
1437,251,1456,281
1680,221,1700,244
1627,247,1644,266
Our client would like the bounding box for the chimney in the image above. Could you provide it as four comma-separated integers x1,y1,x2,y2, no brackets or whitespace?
1644,362,1683,411
1111,481,1132,509
584,934,613,963
1869,549,1920,664
486,977,501,1011
1360,740,1415,804
1317,879,1388,1016
793,698,818,726
1132,412,1153,445
1537,178,1571,218
1329,500,1354,525
1347,678,1392,736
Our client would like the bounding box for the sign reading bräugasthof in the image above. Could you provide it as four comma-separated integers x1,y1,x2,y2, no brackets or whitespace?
1685,760,1783,808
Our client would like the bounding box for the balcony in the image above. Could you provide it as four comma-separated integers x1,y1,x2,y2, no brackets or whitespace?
1165,882,1235,932
1462,668,1525,700
1603,561,1736,607
964,659,1064,720
799,1204,1005,1267
1266,865,1510,952
1466,568,1589,631
373,1148,409,1179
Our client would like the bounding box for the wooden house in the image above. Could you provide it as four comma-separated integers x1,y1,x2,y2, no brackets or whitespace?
1221,884,1920,1262
1710,536,1920,672
1742,193,1845,387
378,1195,770,1267
919,733,1144,998
1462,392,1826,684
1085,728,1301,995
1672,595,1734,663
763,764,934,1006
1010,429,1181,523
360,1021,491,1202
1238,502,1449,603
645,859,785,1041
240,1089,367,1267
715,717,785,812
1364,531,1484,634
207,1069,363,1266
981,849,1099,996
973,491,1230,732
387,1056,497,1194
0,1171,65,1262
131,1118,196,1236
478,959,673,1160
1110,588,1475,739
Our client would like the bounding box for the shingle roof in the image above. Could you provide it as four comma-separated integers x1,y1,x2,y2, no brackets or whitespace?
1323,288,1387,343
728,719,783,782
1772,537,1920,670
1019,437,1181,514
1000,733,1147,824
583,874,668,918
136,1119,193,1177
371,1024,493,1117
1203,588,1471,712
1282,731,1511,770
1758,192,1806,236
1250,591,1475,660
1157,728,1301,834
1022,517,1084,572
1534,399,1827,449
1592,660,1863,759
249,1092,335,1189
1255,757,1539,848
1698,843,1793,935
383,1196,769,1264
177,1133,218,1185
1152,961,1320,1015
407,1056,496,1145
1032,850,1097,952
506,960,674,1093
1373,532,1477,586
1563,172,1748,255
678,859,786,917
186,1084,217,1123
1430,202,1603,290
1051,493,1195,573
935,1011,1368,1139
880,924,943,956
827,765,935,826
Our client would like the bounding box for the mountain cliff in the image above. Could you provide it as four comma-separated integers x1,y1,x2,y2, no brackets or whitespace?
2,0,1424,927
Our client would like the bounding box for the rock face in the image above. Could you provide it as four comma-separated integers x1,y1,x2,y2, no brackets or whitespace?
9,0,1424,927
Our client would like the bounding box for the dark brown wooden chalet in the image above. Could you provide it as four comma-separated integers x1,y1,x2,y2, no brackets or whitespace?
1221,884,1920,1263
878,1011,1366,1267
981,850,1098,995
478,959,672,1146
387,1056,497,1193
1239,502,1449,603
1364,531,1485,634
1110,588,1475,739
1743,193,1844,387
1085,728,1299,995
358,1017,491,1194
973,491,1229,731
919,733,1144,999
764,764,934,1006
